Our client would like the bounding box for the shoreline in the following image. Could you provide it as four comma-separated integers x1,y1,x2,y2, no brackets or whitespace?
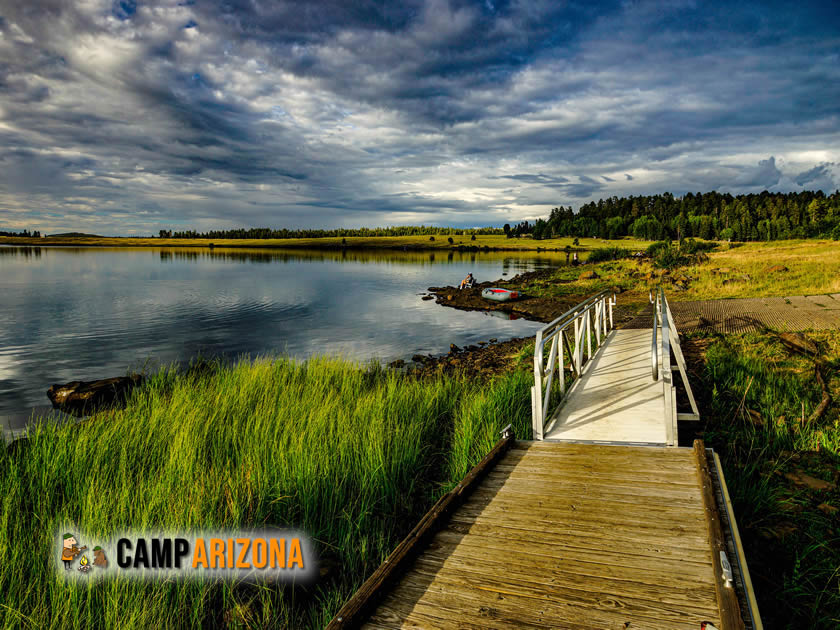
0,235,612,253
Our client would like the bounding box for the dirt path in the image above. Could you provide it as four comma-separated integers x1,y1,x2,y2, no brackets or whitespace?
624,294,840,333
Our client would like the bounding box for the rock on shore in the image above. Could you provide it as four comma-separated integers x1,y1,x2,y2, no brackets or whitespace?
47,375,144,417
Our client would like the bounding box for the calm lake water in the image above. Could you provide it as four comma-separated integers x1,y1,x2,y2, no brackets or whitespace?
0,245,567,433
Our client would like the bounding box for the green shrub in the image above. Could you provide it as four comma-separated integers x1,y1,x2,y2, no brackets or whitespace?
587,247,630,263
679,237,716,254
645,240,671,257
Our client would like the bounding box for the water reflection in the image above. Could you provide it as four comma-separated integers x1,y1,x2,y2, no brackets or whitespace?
0,246,42,258
482,310,522,321
155,246,573,268
0,246,563,428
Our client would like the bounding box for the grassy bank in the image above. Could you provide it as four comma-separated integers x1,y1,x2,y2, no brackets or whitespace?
0,358,532,629
0,234,652,252
515,239,840,303
697,331,840,628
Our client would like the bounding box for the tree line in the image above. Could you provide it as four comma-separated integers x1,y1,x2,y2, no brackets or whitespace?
530,190,840,241
0,229,41,237
159,226,504,239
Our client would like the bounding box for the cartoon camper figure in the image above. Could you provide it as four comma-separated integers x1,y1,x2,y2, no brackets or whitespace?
61,533,87,570
93,546,108,569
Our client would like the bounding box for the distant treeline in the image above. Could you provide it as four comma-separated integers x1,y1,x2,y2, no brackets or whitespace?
0,229,41,237
531,190,840,241
160,226,505,239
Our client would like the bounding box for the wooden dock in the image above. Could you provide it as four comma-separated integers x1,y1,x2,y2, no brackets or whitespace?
544,329,669,445
330,290,759,629
330,439,753,629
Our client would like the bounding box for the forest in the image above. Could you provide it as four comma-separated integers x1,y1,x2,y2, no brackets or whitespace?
528,189,840,241
164,190,840,242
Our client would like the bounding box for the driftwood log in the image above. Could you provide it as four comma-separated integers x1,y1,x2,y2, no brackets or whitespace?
776,332,831,424
47,375,144,417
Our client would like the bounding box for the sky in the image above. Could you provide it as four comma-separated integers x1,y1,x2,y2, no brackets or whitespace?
0,1,838,235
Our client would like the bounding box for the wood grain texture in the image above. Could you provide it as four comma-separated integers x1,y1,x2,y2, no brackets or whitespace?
326,431,514,630
346,441,740,629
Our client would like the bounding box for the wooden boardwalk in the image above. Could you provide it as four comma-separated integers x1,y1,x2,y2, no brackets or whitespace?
331,291,757,629
544,329,669,445
333,440,748,630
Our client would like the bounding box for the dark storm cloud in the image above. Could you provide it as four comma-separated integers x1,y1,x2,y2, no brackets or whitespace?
733,156,783,189
796,163,836,187
0,0,838,234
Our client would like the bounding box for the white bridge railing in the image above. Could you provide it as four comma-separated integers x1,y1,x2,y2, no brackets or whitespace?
531,290,616,440
651,287,700,441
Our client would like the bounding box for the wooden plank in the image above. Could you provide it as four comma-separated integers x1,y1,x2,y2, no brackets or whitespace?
512,441,693,456
694,440,746,630
476,474,706,506
415,547,720,609
408,557,720,622
499,453,699,475
460,494,710,535
375,579,659,630
453,499,711,538
327,431,514,629
439,522,714,570
482,471,702,499
505,445,697,466
382,574,702,630
472,480,704,507
400,564,719,628
489,463,701,487
431,528,715,583
372,595,595,630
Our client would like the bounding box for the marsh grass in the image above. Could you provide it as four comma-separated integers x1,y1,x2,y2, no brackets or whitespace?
0,357,532,629
699,331,840,628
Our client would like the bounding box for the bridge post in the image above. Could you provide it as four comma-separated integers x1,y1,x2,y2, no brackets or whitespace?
532,333,544,440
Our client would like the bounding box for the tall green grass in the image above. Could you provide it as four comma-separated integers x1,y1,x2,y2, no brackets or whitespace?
586,247,630,263
701,332,840,628
0,357,532,629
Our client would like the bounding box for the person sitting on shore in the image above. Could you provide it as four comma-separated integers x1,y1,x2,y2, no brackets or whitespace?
460,273,475,290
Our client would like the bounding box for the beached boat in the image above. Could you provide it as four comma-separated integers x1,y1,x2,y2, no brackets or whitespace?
482,287,519,302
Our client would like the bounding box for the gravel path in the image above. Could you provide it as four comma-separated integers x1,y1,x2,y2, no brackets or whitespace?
623,294,840,333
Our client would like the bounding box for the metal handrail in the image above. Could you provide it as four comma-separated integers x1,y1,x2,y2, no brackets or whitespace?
536,289,613,347
660,288,672,383
531,290,616,440
650,290,659,381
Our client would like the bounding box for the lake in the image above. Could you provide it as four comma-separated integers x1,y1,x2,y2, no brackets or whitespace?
0,245,567,435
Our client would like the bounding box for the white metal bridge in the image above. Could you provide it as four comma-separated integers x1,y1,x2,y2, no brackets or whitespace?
531,287,700,445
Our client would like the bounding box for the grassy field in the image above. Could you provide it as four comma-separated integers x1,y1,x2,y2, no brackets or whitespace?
0,234,653,252
696,330,840,628
0,358,532,629
513,239,840,303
